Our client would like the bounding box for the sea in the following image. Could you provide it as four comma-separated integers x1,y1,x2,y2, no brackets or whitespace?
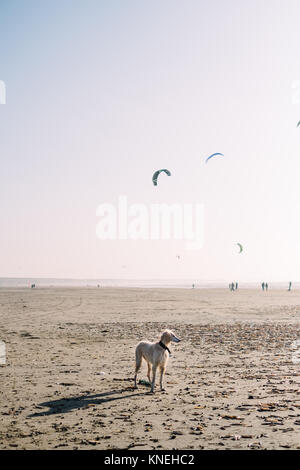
0,278,297,289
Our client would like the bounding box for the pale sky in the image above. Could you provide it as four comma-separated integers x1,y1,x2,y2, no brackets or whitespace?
1,0,300,281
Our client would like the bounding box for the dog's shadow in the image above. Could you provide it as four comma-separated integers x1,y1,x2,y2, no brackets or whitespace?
28,387,150,418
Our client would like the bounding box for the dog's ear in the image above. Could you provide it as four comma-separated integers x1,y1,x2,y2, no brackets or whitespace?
160,331,166,342
161,330,171,343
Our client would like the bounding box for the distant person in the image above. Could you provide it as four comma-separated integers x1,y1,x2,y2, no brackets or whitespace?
262,282,265,291
288,281,292,291
192,284,195,289
231,282,235,291
235,282,238,290
265,283,268,291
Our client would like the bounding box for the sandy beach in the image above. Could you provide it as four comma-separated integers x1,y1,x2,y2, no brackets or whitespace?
0,287,299,450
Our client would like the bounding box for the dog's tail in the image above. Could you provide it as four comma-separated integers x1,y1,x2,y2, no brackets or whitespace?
134,343,144,387
135,343,143,371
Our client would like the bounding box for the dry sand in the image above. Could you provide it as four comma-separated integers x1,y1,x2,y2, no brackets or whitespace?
0,287,299,450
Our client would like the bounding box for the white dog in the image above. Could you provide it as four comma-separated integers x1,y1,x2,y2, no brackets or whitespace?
134,329,180,393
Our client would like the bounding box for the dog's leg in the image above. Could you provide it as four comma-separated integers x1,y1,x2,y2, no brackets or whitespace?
159,366,166,391
147,362,152,383
150,364,157,393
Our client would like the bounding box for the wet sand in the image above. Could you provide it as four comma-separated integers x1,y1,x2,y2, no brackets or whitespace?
0,287,299,450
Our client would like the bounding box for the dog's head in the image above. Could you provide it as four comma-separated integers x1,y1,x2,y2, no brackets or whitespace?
160,329,181,345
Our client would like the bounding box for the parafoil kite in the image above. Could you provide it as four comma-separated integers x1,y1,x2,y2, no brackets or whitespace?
205,153,224,164
237,243,243,253
152,169,171,186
